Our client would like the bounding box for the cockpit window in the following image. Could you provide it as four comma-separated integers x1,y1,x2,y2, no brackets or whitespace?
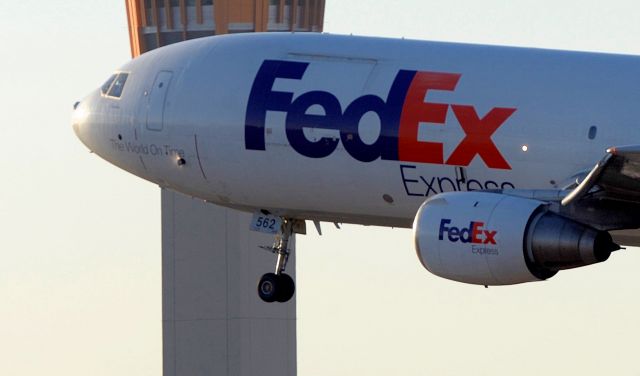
100,72,130,98
100,74,117,95
107,73,129,98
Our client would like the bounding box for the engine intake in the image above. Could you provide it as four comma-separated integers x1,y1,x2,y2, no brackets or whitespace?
413,192,618,285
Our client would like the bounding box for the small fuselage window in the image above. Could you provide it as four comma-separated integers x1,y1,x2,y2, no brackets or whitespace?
101,72,130,98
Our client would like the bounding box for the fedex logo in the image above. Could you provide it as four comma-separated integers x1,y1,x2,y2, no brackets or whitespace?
438,219,497,245
245,60,516,169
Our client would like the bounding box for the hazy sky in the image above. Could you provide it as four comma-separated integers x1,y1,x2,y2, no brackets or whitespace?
2,1,640,375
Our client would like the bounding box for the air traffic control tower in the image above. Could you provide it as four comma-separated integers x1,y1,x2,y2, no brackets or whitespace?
124,1,325,375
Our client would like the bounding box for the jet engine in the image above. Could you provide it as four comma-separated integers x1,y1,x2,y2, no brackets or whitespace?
413,192,619,285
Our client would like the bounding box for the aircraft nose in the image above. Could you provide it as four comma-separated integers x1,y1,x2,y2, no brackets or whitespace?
71,99,92,150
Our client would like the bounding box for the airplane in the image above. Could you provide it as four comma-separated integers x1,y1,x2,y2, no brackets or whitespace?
73,32,640,303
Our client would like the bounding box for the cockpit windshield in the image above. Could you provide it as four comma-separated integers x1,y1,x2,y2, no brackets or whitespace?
100,74,117,95
101,72,129,98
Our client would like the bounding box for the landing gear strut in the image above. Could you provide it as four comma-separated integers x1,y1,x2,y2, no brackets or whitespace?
257,218,295,303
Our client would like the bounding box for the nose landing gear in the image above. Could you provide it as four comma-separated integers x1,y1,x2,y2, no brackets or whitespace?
257,218,296,303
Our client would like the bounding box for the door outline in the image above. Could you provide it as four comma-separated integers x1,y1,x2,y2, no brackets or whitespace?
146,70,173,131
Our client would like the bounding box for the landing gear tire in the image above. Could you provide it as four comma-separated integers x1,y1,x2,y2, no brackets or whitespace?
257,273,279,303
257,273,295,303
275,273,295,303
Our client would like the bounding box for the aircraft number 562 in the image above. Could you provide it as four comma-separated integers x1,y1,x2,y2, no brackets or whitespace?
250,213,282,235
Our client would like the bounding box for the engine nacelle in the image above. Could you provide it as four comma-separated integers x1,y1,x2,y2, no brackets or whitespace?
413,192,618,285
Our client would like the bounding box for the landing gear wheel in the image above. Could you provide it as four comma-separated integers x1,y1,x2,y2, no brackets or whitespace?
257,273,296,303
276,273,295,303
257,273,279,303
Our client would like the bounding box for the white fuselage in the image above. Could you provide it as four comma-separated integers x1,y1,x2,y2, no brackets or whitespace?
73,33,640,228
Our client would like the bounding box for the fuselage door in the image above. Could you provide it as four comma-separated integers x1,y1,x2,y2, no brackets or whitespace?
146,70,173,131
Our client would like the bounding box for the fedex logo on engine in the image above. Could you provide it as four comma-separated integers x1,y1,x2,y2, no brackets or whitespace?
438,219,497,245
245,60,516,169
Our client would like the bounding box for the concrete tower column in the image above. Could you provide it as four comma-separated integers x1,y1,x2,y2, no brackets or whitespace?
162,190,296,376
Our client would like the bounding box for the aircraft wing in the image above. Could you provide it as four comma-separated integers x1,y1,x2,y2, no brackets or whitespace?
562,145,640,206
499,145,640,245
